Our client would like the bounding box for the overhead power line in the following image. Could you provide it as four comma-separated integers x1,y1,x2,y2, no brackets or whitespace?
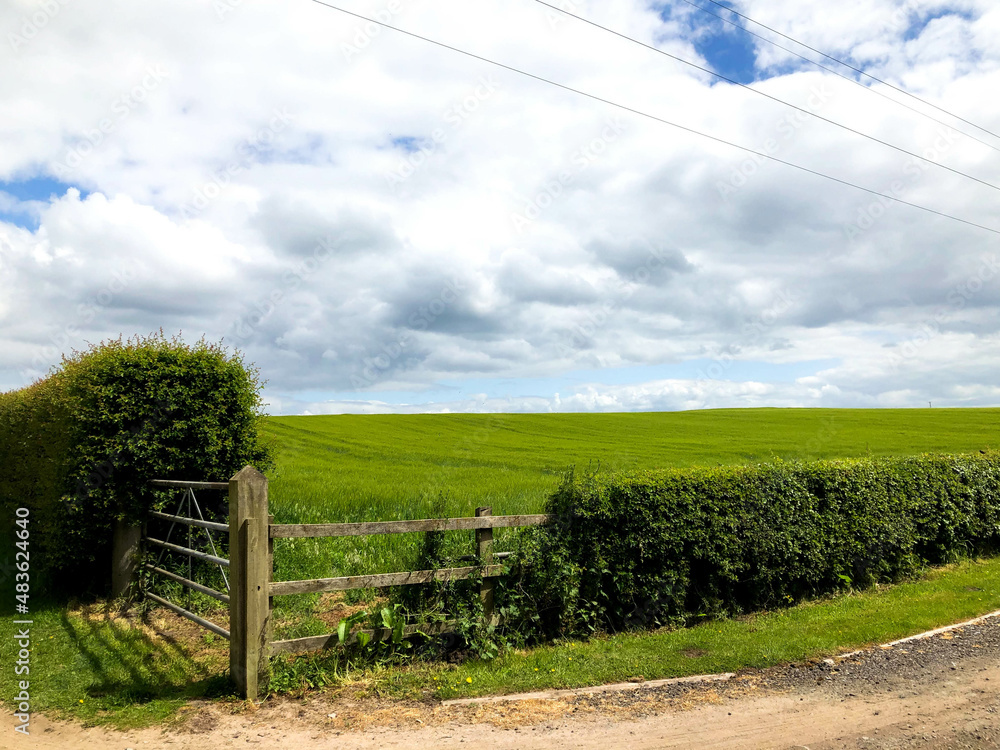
676,0,1000,151
306,0,1000,238
534,0,1000,195
694,0,1000,142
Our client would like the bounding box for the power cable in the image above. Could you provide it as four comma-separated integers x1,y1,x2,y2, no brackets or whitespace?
306,0,1000,237
535,0,1000,194
676,0,1000,149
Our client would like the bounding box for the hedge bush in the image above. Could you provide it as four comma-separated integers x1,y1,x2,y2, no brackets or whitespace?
524,453,1000,636
0,333,273,595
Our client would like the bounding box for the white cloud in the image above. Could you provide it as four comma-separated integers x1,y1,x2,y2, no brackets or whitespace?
1,0,998,413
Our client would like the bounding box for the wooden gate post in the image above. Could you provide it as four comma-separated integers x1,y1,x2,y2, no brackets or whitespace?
111,520,142,600
229,466,270,699
475,506,494,624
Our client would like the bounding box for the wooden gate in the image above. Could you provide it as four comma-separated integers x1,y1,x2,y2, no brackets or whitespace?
142,466,550,699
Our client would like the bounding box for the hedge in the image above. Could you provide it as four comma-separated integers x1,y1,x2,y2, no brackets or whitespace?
527,453,1000,636
0,333,273,595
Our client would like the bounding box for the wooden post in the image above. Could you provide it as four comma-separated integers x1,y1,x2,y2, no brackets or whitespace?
475,506,494,624
267,514,274,651
111,520,142,600
229,466,270,699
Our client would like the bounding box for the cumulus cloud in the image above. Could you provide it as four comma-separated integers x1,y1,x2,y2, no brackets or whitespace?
1,0,998,413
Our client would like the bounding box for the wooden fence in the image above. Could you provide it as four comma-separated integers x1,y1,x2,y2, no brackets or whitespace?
145,466,550,698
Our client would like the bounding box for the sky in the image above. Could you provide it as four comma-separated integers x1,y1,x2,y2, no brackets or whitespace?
1,0,999,415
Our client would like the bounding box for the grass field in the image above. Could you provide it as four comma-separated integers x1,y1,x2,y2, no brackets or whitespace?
261,408,1000,589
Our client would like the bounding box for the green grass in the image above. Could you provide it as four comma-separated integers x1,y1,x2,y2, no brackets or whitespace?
262,408,1000,585
0,601,233,729
373,555,1000,700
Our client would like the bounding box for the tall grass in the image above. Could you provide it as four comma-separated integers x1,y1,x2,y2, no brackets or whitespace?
260,408,1000,602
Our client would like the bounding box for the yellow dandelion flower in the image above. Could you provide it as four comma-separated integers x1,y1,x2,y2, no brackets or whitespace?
466,677,472,683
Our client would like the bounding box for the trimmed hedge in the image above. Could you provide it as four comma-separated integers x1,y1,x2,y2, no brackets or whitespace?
529,453,1000,635
0,333,273,594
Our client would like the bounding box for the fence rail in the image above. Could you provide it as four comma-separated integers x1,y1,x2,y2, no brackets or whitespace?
269,564,508,596
270,514,550,538
140,466,551,699
146,592,231,640
150,510,229,533
145,537,230,567
150,479,230,491
144,563,231,604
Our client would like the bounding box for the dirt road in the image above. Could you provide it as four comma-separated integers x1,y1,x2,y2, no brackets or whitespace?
5,617,1000,749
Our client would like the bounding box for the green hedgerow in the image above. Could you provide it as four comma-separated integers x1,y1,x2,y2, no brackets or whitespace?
524,453,1000,637
0,332,273,595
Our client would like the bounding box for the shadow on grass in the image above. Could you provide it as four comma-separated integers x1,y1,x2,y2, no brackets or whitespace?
60,604,234,705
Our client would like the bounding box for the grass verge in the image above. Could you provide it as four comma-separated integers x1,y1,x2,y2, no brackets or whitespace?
360,555,1000,700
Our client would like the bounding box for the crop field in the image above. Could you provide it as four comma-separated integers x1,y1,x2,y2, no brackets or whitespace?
261,408,1000,588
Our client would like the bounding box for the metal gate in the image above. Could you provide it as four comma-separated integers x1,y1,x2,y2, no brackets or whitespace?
143,479,231,639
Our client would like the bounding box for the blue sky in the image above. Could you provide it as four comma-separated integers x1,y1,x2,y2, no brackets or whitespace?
1,0,999,415
0,177,88,231
666,2,759,84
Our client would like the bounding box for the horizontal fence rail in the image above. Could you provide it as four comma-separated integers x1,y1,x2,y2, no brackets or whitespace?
270,564,508,596
146,537,230,567
270,514,551,538
150,479,230,491
146,592,231,640
271,619,458,655
144,564,231,604
149,510,229,533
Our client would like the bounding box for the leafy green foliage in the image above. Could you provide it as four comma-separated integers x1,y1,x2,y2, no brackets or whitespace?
0,332,273,594
526,453,1000,635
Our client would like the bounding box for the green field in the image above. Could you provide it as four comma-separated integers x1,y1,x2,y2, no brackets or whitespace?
262,408,1000,587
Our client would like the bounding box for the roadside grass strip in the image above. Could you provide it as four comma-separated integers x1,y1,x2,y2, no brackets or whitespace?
377,555,1000,701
